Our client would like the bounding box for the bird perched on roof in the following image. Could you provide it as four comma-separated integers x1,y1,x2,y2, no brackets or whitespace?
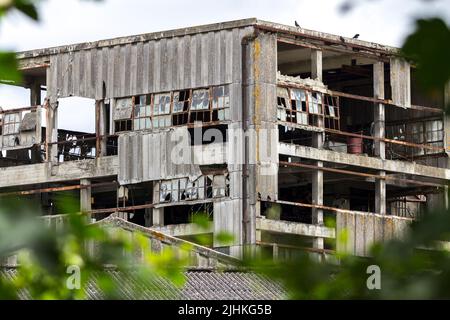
339,36,345,43
353,34,360,39
294,20,300,28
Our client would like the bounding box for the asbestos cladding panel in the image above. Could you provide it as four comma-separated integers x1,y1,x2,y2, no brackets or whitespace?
256,121,278,200
390,57,411,109
213,199,242,247
336,211,412,257
48,27,254,100
118,128,207,185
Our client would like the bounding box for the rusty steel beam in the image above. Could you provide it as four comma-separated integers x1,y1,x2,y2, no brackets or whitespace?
89,203,155,215
268,199,414,220
0,181,118,197
279,161,444,188
324,128,446,152
44,134,118,146
0,105,39,114
277,121,445,152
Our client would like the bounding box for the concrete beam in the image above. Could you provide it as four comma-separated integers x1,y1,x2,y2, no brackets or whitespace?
0,156,118,189
152,223,213,237
80,179,92,220
279,143,450,181
256,217,335,239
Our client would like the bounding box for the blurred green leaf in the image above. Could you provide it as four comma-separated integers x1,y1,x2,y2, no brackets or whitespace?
0,0,38,21
191,212,211,230
13,0,39,20
215,232,234,246
0,51,21,83
402,18,450,95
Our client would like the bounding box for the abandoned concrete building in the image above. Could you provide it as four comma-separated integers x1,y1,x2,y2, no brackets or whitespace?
1,18,449,259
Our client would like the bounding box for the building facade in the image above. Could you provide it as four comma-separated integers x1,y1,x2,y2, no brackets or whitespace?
1,18,449,258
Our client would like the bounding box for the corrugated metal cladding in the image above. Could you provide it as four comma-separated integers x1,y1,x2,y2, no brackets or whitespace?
47,26,255,101
119,128,198,184
336,211,411,256
118,128,229,185
213,199,242,246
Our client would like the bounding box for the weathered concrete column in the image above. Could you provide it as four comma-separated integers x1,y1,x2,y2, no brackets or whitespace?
80,179,92,221
311,49,324,249
30,81,42,163
45,100,58,163
151,182,164,226
311,50,323,82
152,208,164,226
30,81,41,106
374,62,386,215
373,62,386,159
311,161,324,249
96,100,108,157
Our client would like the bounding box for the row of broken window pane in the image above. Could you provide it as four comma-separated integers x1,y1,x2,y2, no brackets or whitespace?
158,174,230,203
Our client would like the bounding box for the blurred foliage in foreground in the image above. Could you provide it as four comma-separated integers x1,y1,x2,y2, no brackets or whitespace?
1,0,450,300
0,196,189,299
247,207,450,299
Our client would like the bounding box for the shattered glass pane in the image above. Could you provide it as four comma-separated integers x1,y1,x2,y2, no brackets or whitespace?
160,182,171,202
173,91,188,113
290,88,306,102
328,106,336,117
212,86,230,109
154,93,171,115
192,89,210,110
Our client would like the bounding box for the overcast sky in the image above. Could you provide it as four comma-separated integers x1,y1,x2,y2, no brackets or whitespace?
1,0,449,132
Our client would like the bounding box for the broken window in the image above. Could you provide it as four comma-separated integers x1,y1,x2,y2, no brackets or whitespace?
3,113,20,135
172,90,190,126
2,112,21,147
211,85,230,121
159,180,173,202
212,175,227,197
153,93,172,128
308,92,323,115
277,87,309,126
190,89,211,123
324,94,340,130
133,94,152,130
191,89,210,110
290,88,308,125
114,97,133,133
114,119,132,133
276,87,290,122
158,174,229,203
